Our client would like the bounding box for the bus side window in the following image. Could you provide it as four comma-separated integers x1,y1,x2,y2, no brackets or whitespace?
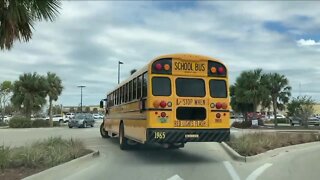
137,75,142,99
133,78,137,100
129,80,133,102
142,72,148,98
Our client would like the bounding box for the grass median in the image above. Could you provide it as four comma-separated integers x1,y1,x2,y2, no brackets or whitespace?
227,132,320,156
0,137,92,180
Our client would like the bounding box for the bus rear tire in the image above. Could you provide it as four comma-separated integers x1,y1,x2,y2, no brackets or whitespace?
100,123,110,138
119,123,130,150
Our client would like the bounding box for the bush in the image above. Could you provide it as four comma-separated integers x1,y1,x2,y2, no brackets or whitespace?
0,145,10,169
32,119,49,128
232,121,252,128
227,132,320,156
9,116,32,128
273,118,288,124
0,121,8,127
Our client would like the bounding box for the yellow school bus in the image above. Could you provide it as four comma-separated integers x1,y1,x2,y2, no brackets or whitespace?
100,53,230,149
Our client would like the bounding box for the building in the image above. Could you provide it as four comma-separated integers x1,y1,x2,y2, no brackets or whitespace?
62,105,104,113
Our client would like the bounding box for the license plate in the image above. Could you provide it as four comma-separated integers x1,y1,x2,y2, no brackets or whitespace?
174,120,208,127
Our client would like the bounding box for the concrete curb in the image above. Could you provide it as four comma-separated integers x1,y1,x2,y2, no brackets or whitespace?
221,141,320,163
23,150,100,180
221,142,246,162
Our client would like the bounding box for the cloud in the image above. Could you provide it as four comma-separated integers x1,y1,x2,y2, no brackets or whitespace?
1,1,320,105
297,39,320,46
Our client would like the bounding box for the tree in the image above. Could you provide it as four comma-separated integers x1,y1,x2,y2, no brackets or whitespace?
287,96,315,128
261,73,291,127
46,72,63,127
234,69,268,113
130,69,137,75
11,73,48,119
49,105,62,115
0,0,61,50
92,107,98,113
230,85,253,120
0,81,12,121
85,106,90,113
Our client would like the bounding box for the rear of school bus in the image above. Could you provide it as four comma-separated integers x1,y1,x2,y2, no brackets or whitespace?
145,54,230,145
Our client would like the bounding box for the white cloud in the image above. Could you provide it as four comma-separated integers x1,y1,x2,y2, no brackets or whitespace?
297,39,320,46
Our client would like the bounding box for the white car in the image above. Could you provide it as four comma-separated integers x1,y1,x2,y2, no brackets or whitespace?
65,113,75,119
269,114,286,119
46,114,65,123
93,114,103,119
3,116,11,123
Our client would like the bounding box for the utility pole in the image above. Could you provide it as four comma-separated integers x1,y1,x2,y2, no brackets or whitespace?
118,61,124,84
77,85,86,112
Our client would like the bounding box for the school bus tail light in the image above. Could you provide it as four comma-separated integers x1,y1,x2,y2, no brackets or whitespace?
216,113,221,118
222,102,228,109
167,101,172,107
160,101,167,108
153,100,160,108
161,112,166,117
216,102,222,109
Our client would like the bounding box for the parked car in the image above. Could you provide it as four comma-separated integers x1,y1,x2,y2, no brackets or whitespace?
289,116,320,126
68,113,95,128
269,114,286,119
93,113,104,119
45,114,65,124
65,113,75,119
3,115,12,123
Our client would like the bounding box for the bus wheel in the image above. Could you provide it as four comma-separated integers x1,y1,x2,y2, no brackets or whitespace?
119,123,129,150
100,123,110,138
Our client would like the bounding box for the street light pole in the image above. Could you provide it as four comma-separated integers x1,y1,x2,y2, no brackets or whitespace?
77,85,86,112
118,61,124,84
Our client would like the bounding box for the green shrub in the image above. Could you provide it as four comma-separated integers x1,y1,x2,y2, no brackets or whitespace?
0,145,10,169
53,121,60,127
232,121,252,128
32,119,49,128
0,121,8,126
273,118,288,124
9,116,32,128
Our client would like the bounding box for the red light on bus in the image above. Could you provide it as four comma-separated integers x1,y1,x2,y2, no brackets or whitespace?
155,63,162,70
216,102,222,109
160,101,166,108
218,67,224,74
161,112,166,117
222,103,228,109
216,113,221,118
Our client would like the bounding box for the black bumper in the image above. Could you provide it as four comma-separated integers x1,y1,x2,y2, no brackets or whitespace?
146,128,230,143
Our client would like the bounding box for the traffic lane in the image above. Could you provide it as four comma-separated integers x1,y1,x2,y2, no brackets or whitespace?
65,139,233,180
257,143,320,180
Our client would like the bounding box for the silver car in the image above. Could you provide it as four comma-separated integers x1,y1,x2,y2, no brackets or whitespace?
289,116,320,126
68,113,95,128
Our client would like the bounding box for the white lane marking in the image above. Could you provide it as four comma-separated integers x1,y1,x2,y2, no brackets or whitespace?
223,161,241,180
246,163,272,180
167,174,184,180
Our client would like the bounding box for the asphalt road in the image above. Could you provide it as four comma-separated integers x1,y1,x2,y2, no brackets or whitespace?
1,121,320,180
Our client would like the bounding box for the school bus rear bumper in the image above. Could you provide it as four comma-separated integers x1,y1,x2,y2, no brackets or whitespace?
146,128,230,143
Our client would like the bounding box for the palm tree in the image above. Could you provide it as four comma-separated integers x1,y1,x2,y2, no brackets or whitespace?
261,73,291,127
0,0,61,50
47,72,63,127
11,73,48,118
234,69,268,113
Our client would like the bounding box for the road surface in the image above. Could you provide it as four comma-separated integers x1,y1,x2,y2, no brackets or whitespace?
1,122,320,180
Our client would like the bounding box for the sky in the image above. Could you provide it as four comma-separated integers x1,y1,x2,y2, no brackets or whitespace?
1,1,320,106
